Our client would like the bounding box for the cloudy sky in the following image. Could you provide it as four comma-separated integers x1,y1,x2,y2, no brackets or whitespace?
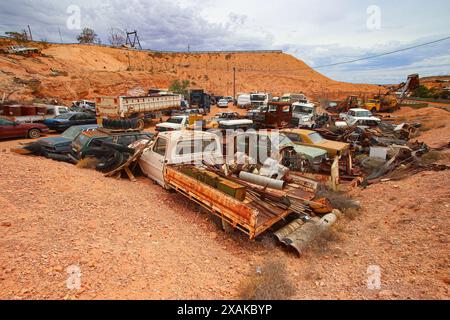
1,0,449,84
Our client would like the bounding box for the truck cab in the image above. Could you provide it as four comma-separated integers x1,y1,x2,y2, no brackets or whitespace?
139,131,223,187
248,102,292,129
291,101,317,128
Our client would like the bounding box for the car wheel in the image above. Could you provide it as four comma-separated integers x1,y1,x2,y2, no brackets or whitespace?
136,119,145,131
102,118,111,128
371,107,377,113
130,118,138,129
28,129,41,139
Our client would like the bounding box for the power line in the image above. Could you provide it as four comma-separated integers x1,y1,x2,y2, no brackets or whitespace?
154,36,450,74
312,36,450,69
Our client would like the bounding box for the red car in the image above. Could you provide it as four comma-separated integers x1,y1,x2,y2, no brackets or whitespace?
0,117,49,139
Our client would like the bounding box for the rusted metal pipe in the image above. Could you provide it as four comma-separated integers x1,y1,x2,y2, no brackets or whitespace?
238,171,286,190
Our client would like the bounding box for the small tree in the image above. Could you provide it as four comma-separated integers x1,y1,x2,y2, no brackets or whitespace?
412,85,431,98
77,28,99,44
5,30,28,41
169,79,190,97
108,28,125,47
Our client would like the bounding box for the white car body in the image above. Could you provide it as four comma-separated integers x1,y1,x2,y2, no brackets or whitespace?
217,99,229,108
237,94,251,108
336,117,382,129
250,93,272,107
291,100,316,128
340,108,379,122
139,131,223,187
156,115,189,132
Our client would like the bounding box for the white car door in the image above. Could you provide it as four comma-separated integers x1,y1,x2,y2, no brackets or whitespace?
139,137,167,187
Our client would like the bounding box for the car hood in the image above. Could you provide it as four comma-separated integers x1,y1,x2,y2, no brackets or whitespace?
316,140,349,151
44,118,69,124
156,122,182,129
38,137,71,146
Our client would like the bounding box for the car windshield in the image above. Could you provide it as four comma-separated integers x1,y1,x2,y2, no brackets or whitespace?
251,95,266,101
308,132,325,144
55,113,73,119
355,110,372,117
176,139,217,155
61,126,83,140
72,133,90,148
293,105,313,114
278,134,292,146
167,117,184,124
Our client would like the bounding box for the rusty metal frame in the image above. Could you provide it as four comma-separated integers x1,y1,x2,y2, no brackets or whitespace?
165,166,293,239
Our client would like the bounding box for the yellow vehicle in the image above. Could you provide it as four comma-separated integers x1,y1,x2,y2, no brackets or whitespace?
280,129,350,158
363,99,381,113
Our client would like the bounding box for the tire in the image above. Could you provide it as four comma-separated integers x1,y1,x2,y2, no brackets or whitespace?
130,118,138,129
28,129,41,139
371,107,377,113
97,151,124,172
136,119,145,131
102,118,111,128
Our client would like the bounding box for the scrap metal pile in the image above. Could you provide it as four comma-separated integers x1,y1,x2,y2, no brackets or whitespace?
315,120,449,186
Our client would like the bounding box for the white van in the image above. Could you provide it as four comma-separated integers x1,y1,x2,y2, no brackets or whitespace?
237,94,251,109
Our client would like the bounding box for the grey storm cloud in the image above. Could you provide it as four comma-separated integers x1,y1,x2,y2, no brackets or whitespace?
0,0,271,51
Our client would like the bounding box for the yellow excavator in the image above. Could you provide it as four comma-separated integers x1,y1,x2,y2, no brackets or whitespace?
332,74,420,113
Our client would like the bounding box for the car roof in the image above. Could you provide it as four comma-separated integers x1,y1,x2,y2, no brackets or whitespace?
71,124,99,129
220,120,253,126
350,117,381,122
281,128,315,135
157,130,217,141
81,129,152,138
349,108,370,112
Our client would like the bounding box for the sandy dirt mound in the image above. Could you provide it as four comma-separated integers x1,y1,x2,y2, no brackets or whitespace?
0,40,381,104
0,148,448,300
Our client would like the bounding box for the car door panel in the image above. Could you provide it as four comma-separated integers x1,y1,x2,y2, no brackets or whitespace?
140,137,166,186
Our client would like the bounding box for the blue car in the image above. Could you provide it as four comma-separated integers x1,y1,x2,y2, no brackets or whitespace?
37,124,98,155
43,112,97,132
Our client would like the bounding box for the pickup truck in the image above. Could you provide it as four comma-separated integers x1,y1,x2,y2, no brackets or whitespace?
138,131,309,239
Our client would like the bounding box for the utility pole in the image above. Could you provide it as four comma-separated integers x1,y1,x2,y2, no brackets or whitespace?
233,67,236,101
58,27,63,43
27,25,33,41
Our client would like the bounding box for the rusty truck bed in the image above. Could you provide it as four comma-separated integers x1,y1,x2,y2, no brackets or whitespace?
164,165,294,239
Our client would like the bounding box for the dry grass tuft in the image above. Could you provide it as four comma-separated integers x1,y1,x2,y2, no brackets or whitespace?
418,151,443,165
316,185,361,218
237,260,296,300
76,157,99,169
308,225,343,254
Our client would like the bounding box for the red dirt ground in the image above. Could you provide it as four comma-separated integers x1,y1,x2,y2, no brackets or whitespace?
0,106,448,300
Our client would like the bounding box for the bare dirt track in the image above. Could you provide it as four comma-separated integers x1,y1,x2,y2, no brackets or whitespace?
0,39,382,104
0,107,449,300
